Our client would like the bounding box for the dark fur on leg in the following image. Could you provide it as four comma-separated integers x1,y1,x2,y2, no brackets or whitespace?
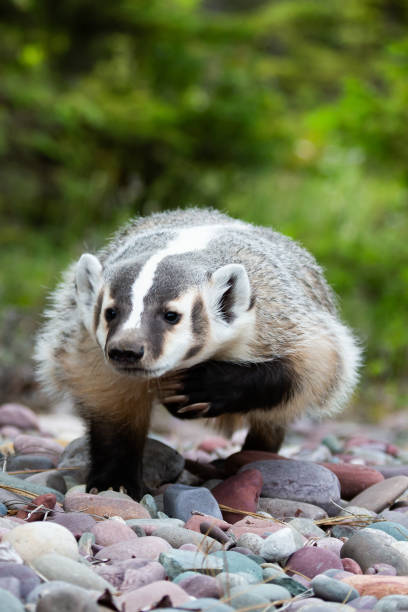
243,423,286,453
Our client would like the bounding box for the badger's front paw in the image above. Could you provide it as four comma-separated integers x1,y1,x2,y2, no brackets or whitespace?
86,471,145,501
160,361,241,419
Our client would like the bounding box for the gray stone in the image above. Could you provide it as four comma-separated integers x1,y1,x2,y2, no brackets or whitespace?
0,577,20,599
236,533,265,555
212,550,263,581
216,571,258,592
57,436,89,484
6,454,55,472
241,459,341,515
260,526,305,562
152,524,222,553
26,469,67,494
349,596,378,609
0,488,29,511
289,603,356,611
31,553,113,591
159,549,224,579
368,521,408,541
227,585,276,611
125,517,184,533
0,561,40,598
143,437,185,489
311,574,359,603
140,493,158,518
32,583,100,612
374,595,408,611
349,476,408,513
245,583,291,601
0,587,24,612
267,575,308,596
288,518,326,538
164,484,222,521
0,472,64,503
180,597,235,612
258,497,328,520
341,528,408,575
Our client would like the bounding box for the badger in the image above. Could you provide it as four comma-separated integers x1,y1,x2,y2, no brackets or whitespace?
35,208,361,499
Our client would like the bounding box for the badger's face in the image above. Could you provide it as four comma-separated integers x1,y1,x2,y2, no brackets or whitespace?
75,252,255,378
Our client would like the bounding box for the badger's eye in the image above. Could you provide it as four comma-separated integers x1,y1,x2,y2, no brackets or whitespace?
164,311,181,325
105,307,117,322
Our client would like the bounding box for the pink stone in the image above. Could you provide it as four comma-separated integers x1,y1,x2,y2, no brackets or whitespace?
121,561,166,591
184,514,231,533
229,516,284,538
319,462,384,500
64,493,150,520
179,543,198,551
0,404,40,430
342,557,363,574
16,494,56,522
116,580,190,609
198,436,230,453
178,574,221,598
211,468,263,524
286,546,343,580
315,537,343,556
95,536,171,561
13,434,63,466
91,519,137,546
0,427,21,440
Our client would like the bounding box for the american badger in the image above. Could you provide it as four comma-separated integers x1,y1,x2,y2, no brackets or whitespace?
35,208,361,499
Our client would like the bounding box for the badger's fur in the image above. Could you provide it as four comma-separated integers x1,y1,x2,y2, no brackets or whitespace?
35,208,361,498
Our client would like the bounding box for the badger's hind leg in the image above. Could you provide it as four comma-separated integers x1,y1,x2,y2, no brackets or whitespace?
243,413,286,453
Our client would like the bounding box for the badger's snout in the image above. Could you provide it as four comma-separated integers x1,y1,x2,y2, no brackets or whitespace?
106,335,145,368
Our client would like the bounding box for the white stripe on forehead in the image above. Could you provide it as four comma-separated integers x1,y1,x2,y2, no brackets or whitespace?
123,225,223,330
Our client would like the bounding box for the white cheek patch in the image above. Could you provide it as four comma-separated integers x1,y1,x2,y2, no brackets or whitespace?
122,225,227,331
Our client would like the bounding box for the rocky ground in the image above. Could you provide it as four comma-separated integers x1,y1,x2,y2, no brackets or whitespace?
1,405,408,610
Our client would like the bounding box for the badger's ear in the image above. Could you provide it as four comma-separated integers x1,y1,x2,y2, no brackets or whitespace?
209,264,251,323
75,254,103,328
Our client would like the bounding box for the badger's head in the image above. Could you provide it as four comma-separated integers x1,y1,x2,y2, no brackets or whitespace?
75,252,255,378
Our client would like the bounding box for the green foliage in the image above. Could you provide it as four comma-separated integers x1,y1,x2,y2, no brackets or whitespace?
0,0,407,397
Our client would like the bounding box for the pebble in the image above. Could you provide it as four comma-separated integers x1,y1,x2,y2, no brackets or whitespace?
177,573,221,598
0,576,20,599
342,558,363,574
95,535,171,561
286,547,344,579
236,532,265,555
184,514,231,533
260,526,305,562
315,537,344,557
374,595,408,611
64,492,150,519
3,522,78,563
180,597,235,612
26,469,67,494
48,511,97,536
31,553,112,591
320,463,384,499
15,493,56,521
159,549,224,579
121,560,166,590
198,436,229,453
0,503,7,516
0,561,41,598
152,525,223,553
0,403,40,430
143,438,185,489
0,588,24,612
212,469,263,523
287,518,326,538
34,583,100,612
311,573,359,603
341,575,408,597
258,497,328,520
0,472,64,503
366,520,408,541
366,563,397,575
117,579,190,609
126,517,184,535
212,550,263,581
229,516,283,538
6,454,55,472
90,518,137,546
163,484,222,521
348,476,408,513
140,493,158,518
240,459,341,515
225,585,277,611
340,528,408,575
216,571,259,592
13,434,64,466
349,595,378,609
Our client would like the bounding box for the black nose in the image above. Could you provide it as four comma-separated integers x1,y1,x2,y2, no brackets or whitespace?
108,346,144,365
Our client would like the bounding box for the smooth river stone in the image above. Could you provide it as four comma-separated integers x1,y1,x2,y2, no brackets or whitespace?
184,514,230,533
224,450,288,472
260,527,305,562
6,454,55,472
258,497,328,521
143,438,185,489
126,518,185,535
0,472,64,503
319,463,384,500
348,476,408,513
311,574,359,603
340,528,408,575
178,574,221,599
163,484,222,521
374,595,408,611
229,516,283,538
35,585,100,612
64,492,150,519
32,553,112,591
212,469,263,523
0,562,40,598
117,580,190,610
91,519,137,546
0,403,40,430
48,511,97,537
13,434,64,466
341,575,408,598
152,525,222,553
367,521,408,541
240,460,341,515
211,550,263,582
3,522,78,563
286,547,343,580
159,549,224,579
95,535,171,561
121,561,166,591
0,588,24,612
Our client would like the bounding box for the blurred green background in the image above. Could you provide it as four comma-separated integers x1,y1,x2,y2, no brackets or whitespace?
1,0,407,413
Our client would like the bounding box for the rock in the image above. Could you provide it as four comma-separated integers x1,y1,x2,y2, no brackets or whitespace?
57,436,89,484
90,519,137,546
126,517,184,535
348,595,378,609
216,572,258,593
152,525,222,553
341,575,408,598
224,450,288,472
121,561,166,591
260,527,305,562
3,521,78,563
0,577,20,599
266,574,308,597
258,498,328,521
342,558,363,574
315,538,344,557
374,595,408,611
64,492,150,519
78,532,95,557
320,463,384,500
366,563,397,575
13,434,64,466
0,588,24,612
200,522,231,545
6,454,55,472
240,460,341,515
229,516,283,538
180,597,234,612
15,493,56,521
212,469,263,523
0,403,40,430
26,470,67,494
236,533,265,555
140,493,158,518
199,436,229,453
163,484,222,522
367,521,408,541
288,602,356,611
286,547,343,580
311,574,359,603
32,553,112,591
348,477,408,513
287,518,325,538
226,586,276,611
380,511,408,529
48,511,97,537
0,561,40,598
178,574,221,598
0,503,7,517
116,579,190,609
159,549,224,579
0,472,64,503
95,535,171,561
143,438,185,489
212,550,263,581
184,514,230,533
340,528,408,575
35,584,100,612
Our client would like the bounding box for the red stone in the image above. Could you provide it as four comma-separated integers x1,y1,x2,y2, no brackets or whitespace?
229,516,284,538
286,547,343,580
184,514,231,533
224,450,288,473
341,557,363,574
16,493,57,522
211,468,263,524
319,463,384,499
